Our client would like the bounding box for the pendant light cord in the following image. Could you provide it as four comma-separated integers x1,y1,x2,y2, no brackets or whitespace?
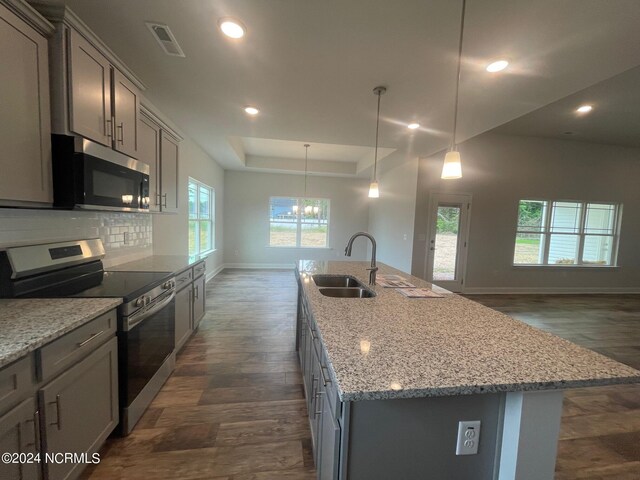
373,90,381,181
451,0,467,151
303,144,310,197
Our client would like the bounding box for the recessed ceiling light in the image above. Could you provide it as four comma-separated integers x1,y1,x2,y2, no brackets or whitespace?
244,106,259,115
407,123,420,130
218,18,246,39
486,60,509,73
576,105,593,114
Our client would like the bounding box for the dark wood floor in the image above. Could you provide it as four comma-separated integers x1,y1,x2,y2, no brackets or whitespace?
82,273,640,479
83,270,315,479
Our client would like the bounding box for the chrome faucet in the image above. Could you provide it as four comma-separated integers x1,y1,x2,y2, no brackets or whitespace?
345,232,378,285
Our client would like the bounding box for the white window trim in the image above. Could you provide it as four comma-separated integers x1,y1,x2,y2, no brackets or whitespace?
513,199,622,267
189,178,215,256
268,196,331,249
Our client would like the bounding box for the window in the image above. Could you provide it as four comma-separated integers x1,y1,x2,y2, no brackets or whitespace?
513,199,621,266
269,197,330,248
188,178,214,256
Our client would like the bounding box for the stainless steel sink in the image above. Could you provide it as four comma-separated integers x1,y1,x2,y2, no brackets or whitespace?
312,275,363,288
318,287,376,298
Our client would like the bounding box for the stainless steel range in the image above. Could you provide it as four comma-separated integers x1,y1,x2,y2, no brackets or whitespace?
0,239,176,435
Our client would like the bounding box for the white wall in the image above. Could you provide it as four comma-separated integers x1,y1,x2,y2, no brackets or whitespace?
411,133,640,293
368,151,419,273
153,137,225,275
223,170,370,266
0,209,152,267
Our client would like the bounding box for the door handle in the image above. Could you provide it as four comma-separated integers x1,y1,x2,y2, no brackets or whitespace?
117,122,124,143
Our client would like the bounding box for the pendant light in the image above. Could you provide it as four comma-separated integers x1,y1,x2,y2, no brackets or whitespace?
303,144,313,215
369,86,386,198
441,0,466,180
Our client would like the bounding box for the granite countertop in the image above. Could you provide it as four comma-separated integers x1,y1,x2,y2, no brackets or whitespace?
298,260,640,402
108,254,208,273
0,298,122,369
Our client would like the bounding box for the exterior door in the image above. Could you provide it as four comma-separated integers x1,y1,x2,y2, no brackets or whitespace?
425,193,471,292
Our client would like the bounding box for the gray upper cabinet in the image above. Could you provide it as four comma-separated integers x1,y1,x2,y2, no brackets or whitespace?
0,2,53,206
39,5,146,159
113,69,139,157
68,27,112,147
138,114,161,211
0,398,40,480
160,131,179,213
40,337,118,480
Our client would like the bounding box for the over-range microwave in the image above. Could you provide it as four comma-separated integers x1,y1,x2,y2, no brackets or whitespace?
52,135,150,212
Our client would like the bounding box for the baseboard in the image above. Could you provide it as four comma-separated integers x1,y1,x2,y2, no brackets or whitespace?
462,286,640,295
222,262,296,270
205,264,225,283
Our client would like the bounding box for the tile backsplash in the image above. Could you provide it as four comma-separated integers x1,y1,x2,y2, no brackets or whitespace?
0,209,152,267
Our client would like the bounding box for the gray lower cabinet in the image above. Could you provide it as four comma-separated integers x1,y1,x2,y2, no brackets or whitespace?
39,337,118,480
0,398,39,480
318,394,340,480
175,283,193,351
192,273,206,330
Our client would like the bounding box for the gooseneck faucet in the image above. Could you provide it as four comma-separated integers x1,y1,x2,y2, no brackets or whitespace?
345,232,378,285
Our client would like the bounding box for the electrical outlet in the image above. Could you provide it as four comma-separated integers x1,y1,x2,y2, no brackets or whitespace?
455,420,480,455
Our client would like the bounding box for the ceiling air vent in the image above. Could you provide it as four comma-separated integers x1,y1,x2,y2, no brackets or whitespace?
146,22,185,57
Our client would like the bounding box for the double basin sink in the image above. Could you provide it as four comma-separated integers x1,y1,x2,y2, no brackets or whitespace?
312,275,376,298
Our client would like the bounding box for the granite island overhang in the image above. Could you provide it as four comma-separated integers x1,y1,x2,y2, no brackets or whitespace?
295,260,640,480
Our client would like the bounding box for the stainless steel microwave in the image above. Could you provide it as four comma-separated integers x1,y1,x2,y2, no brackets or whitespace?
52,135,150,212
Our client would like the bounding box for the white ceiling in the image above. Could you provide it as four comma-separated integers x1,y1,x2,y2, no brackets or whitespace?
494,65,640,148
54,0,640,176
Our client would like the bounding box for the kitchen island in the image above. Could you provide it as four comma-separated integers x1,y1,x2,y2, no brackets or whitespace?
296,260,640,480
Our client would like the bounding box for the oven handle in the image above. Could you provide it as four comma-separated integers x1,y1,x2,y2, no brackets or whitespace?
125,290,175,331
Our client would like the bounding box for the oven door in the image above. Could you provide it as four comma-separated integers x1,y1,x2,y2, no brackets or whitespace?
82,154,150,211
119,290,175,410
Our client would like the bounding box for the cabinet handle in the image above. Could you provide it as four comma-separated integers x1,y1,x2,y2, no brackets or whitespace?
311,375,318,399
320,365,332,386
49,395,62,430
315,392,323,416
77,330,105,348
194,285,199,300
162,193,167,208
105,118,112,138
117,122,124,143
24,410,40,450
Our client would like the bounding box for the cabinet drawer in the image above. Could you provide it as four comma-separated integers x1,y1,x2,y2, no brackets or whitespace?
193,261,206,279
39,309,117,382
0,355,35,414
175,268,193,291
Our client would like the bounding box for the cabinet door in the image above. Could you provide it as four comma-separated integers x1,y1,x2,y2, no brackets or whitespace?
40,338,118,480
0,398,39,480
68,28,112,146
0,4,52,204
138,115,161,211
318,393,340,480
175,285,193,352
160,132,179,213
192,275,206,329
113,69,140,158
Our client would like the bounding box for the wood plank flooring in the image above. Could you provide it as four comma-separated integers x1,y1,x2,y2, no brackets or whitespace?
468,294,640,480
82,269,315,480
82,273,639,479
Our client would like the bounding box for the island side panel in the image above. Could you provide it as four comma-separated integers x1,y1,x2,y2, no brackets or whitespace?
345,393,503,480
498,390,564,480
